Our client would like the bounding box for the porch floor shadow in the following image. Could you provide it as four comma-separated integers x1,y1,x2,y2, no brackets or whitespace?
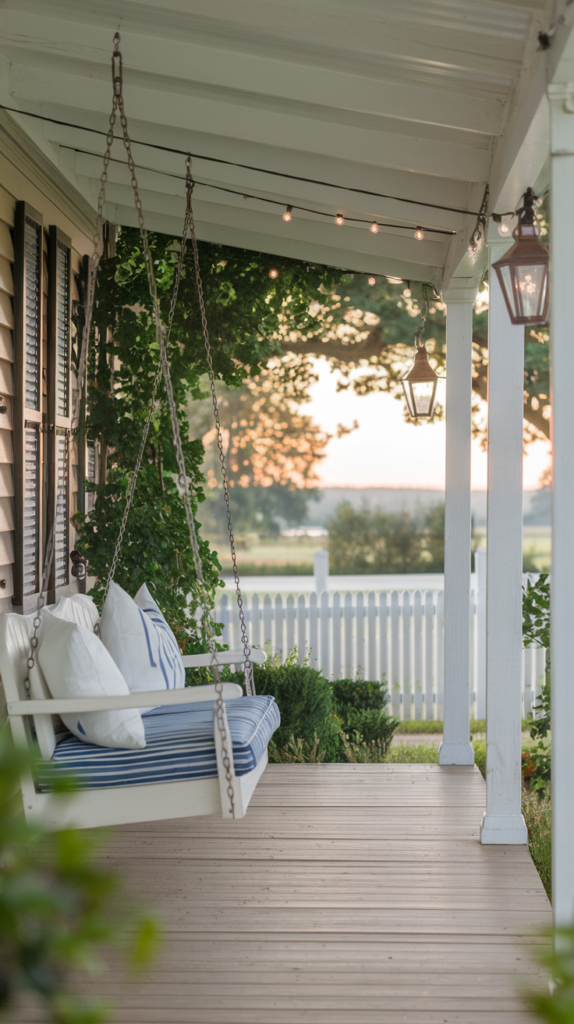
51,765,559,1021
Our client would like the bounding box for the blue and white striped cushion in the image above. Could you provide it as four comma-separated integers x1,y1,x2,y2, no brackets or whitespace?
37,696,280,791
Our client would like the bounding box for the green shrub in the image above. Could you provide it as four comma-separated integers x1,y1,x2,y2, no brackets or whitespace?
395,720,443,734
522,787,551,900
331,679,398,757
242,657,339,752
472,739,486,778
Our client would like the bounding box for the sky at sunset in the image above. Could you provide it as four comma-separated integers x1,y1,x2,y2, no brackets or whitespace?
307,359,551,491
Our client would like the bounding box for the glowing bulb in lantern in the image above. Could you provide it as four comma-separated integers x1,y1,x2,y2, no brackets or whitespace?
368,276,376,286
335,213,344,225
370,221,379,234
283,205,293,222
414,227,424,241
269,268,279,280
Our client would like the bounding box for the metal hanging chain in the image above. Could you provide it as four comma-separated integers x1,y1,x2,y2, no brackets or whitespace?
185,180,254,697
108,34,236,815
22,33,128,696
101,174,193,605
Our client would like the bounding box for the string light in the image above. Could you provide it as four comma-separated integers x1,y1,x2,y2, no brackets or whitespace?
368,276,376,286
370,221,379,234
497,220,510,237
269,268,279,279
283,205,293,222
335,214,345,225
414,227,425,241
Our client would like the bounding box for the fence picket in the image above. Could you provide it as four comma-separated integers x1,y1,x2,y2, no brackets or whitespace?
320,591,330,678
263,594,273,652
390,591,400,718
344,592,353,677
379,593,388,690
251,593,260,648
424,591,434,720
274,595,284,662
367,592,376,682
402,592,412,720
333,592,342,679
356,592,365,680
413,591,423,721
309,592,318,669
286,595,295,659
297,595,306,666
436,590,444,719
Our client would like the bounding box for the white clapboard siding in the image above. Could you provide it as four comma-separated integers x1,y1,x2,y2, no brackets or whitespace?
0,256,14,296
0,187,15,227
0,291,13,330
0,496,14,531
0,359,14,396
0,327,14,362
0,463,14,498
0,221,14,262
215,589,547,721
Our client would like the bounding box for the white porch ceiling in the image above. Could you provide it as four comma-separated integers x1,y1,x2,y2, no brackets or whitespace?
0,0,571,290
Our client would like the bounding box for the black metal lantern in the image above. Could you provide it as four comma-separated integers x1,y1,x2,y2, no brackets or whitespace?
492,187,549,325
401,343,439,419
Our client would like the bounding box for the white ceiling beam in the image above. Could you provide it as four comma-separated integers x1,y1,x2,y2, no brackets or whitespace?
0,1,530,84
1,14,508,134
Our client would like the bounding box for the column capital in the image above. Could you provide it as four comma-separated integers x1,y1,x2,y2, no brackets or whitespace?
443,283,478,305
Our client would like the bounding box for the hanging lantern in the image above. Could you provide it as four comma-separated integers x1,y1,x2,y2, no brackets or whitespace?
491,187,549,325
401,344,439,419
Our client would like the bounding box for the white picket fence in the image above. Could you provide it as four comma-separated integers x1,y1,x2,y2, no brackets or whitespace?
215,587,546,722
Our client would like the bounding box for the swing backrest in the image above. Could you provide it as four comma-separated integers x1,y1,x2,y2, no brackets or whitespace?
0,597,100,758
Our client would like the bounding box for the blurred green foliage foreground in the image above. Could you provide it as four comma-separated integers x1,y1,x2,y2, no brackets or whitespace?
0,731,158,1024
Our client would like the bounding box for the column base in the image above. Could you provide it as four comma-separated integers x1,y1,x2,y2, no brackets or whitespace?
438,741,475,765
480,811,528,845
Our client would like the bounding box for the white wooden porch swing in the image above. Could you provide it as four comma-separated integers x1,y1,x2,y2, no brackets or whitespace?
2,34,276,830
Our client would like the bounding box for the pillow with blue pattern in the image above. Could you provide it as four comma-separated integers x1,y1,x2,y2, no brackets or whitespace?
100,581,185,707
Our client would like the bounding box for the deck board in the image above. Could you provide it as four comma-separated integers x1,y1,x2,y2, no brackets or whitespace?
15,763,552,1022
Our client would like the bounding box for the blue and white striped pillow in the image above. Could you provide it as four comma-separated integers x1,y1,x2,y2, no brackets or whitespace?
134,583,185,690
100,582,185,706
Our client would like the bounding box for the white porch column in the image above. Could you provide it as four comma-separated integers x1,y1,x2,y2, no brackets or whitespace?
481,229,527,845
439,288,475,765
548,85,574,924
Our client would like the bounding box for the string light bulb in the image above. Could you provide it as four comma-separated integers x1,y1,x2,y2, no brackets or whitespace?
414,227,424,241
335,213,344,226
269,268,279,280
497,220,510,237
283,205,293,222
370,221,379,234
368,276,376,286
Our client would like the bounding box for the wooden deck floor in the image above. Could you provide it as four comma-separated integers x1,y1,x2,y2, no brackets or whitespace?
94,765,549,1022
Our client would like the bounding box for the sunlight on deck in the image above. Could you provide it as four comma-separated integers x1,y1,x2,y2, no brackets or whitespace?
96,765,550,1022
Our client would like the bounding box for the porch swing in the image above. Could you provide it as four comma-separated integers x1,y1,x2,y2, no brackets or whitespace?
1,34,278,830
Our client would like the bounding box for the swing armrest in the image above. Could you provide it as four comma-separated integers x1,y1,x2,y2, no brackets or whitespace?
181,648,266,668
7,682,243,717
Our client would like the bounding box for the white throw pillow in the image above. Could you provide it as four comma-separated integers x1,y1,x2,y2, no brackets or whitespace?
100,581,185,702
38,609,145,750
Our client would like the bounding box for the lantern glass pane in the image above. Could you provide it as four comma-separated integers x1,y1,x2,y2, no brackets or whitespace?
514,263,547,320
402,381,416,418
411,380,435,417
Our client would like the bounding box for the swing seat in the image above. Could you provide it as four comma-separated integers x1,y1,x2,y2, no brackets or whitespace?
1,607,278,830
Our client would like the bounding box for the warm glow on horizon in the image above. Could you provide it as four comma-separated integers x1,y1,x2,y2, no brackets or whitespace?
307,359,551,491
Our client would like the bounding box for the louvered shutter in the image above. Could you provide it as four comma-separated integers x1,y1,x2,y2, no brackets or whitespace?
48,227,72,594
13,203,43,604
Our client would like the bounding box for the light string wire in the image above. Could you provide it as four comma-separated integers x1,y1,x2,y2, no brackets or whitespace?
0,101,512,224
